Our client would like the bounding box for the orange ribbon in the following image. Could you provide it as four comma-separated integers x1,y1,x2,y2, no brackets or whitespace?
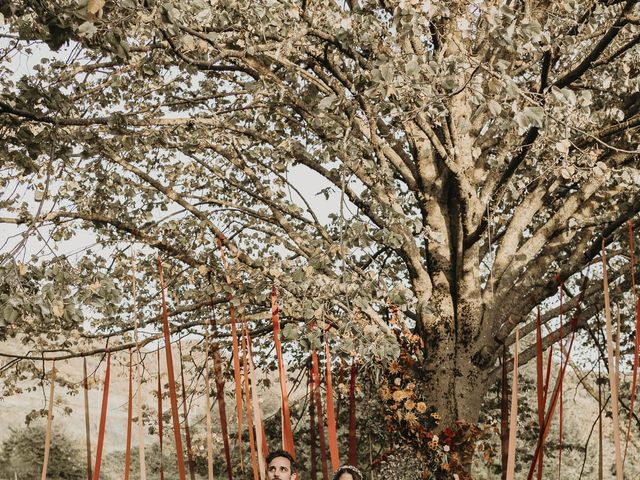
218,239,246,470
157,257,187,480
271,286,295,457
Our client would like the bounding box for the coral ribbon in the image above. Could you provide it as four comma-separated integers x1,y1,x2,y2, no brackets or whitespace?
93,353,111,480
157,257,187,480
271,286,295,457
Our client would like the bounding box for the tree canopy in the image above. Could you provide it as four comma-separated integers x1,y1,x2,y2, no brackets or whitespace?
1,0,639,438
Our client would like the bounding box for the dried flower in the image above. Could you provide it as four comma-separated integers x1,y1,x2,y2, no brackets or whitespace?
389,360,401,373
405,412,418,425
416,402,427,413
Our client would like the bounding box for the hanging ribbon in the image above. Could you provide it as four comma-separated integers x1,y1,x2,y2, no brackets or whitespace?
542,343,553,416
527,275,588,480
601,241,624,480
241,321,260,480
83,358,93,480
130,248,146,480
500,347,509,480
217,238,245,471
625,221,638,462
246,327,268,474
203,318,214,480
558,281,564,478
527,314,578,479
157,257,187,480
178,339,196,480
534,310,544,480
309,368,318,480
135,351,147,480
218,245,246,473
211,314,234,480
93,352,111,480
158,347,164,480
598,354,604,480
41,361,56,480
124,349,133,480
505,328,519,480
313,350,329,480
324,342,340,472
271,286,295,457
348,357,357,466
336,359,345,421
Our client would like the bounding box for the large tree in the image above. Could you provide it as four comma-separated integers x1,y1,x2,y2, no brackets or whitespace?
1,0,639,434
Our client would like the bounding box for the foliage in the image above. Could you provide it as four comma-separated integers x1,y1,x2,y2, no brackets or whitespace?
1,0,640,475
0,424,85,480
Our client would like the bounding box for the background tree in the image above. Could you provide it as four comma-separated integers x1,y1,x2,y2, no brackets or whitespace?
0,425,85,479
0,0,639,463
